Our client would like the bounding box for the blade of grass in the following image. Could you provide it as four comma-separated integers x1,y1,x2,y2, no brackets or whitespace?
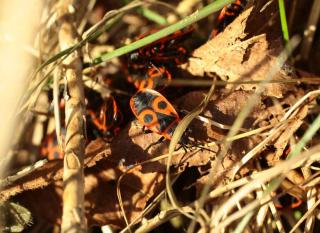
163,77,320,87
122,0,177,24
166,80,216,228
91,0,236,65
289,198,320,233
278,0,290,43
234,211,254,233
139,7,167,25
287,113,320,160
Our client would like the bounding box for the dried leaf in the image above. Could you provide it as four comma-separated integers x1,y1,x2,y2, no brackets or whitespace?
183,0,295,98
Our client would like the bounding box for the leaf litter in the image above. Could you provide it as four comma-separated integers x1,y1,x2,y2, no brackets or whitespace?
1,85,312,227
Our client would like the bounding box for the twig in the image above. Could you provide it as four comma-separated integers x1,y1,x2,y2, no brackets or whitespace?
289,198,320,233
301,166,316,233
300,0,320,60
135,207,190,233
288,0,298,33
53,68,63,148
57,1,87,232
0,159,47,189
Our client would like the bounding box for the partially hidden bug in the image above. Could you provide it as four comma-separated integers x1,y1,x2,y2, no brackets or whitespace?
87,95,123,138
130,89,184,142
274,193,303,210
128,27,193,66
124,27,193,91
127,66,172,91
40,131,64,160
209,0,247,39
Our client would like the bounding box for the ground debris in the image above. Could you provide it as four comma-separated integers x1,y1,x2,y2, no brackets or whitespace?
1,86,310,228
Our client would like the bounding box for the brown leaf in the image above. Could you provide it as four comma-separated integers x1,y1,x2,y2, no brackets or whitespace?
183,0,295,98
273,105,309,161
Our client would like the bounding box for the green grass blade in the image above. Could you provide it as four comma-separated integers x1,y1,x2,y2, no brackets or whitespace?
287,113,320,160
122,0,168,25
139,7,167,25
234,211,254,233
278,0,290,43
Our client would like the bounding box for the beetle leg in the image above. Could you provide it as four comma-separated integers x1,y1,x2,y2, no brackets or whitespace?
144,136,165,152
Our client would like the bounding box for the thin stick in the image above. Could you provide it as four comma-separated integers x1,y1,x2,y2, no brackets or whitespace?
301,166,316,232
300,0,320,59
53,68,63,148
58,1,87,232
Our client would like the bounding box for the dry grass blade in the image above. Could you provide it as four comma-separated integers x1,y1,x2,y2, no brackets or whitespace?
166,81,216,225
0,160,47,188
212,145,320,230
135,207,193,233
230,119,290,178
281,89,320,121
82,0,143,39
135,209,180,233
267,194,285,233
231,93,310,178
165,77,320,87
289,198,320,233
53,68,63,148
255,185,270,229
301,166,317,232
116,148,185,231
119,190,166,233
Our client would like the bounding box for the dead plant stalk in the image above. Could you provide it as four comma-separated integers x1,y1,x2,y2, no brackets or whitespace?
58,3,87,233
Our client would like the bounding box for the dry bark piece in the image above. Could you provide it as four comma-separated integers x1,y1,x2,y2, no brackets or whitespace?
0,138,109,202
183,0,295,98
